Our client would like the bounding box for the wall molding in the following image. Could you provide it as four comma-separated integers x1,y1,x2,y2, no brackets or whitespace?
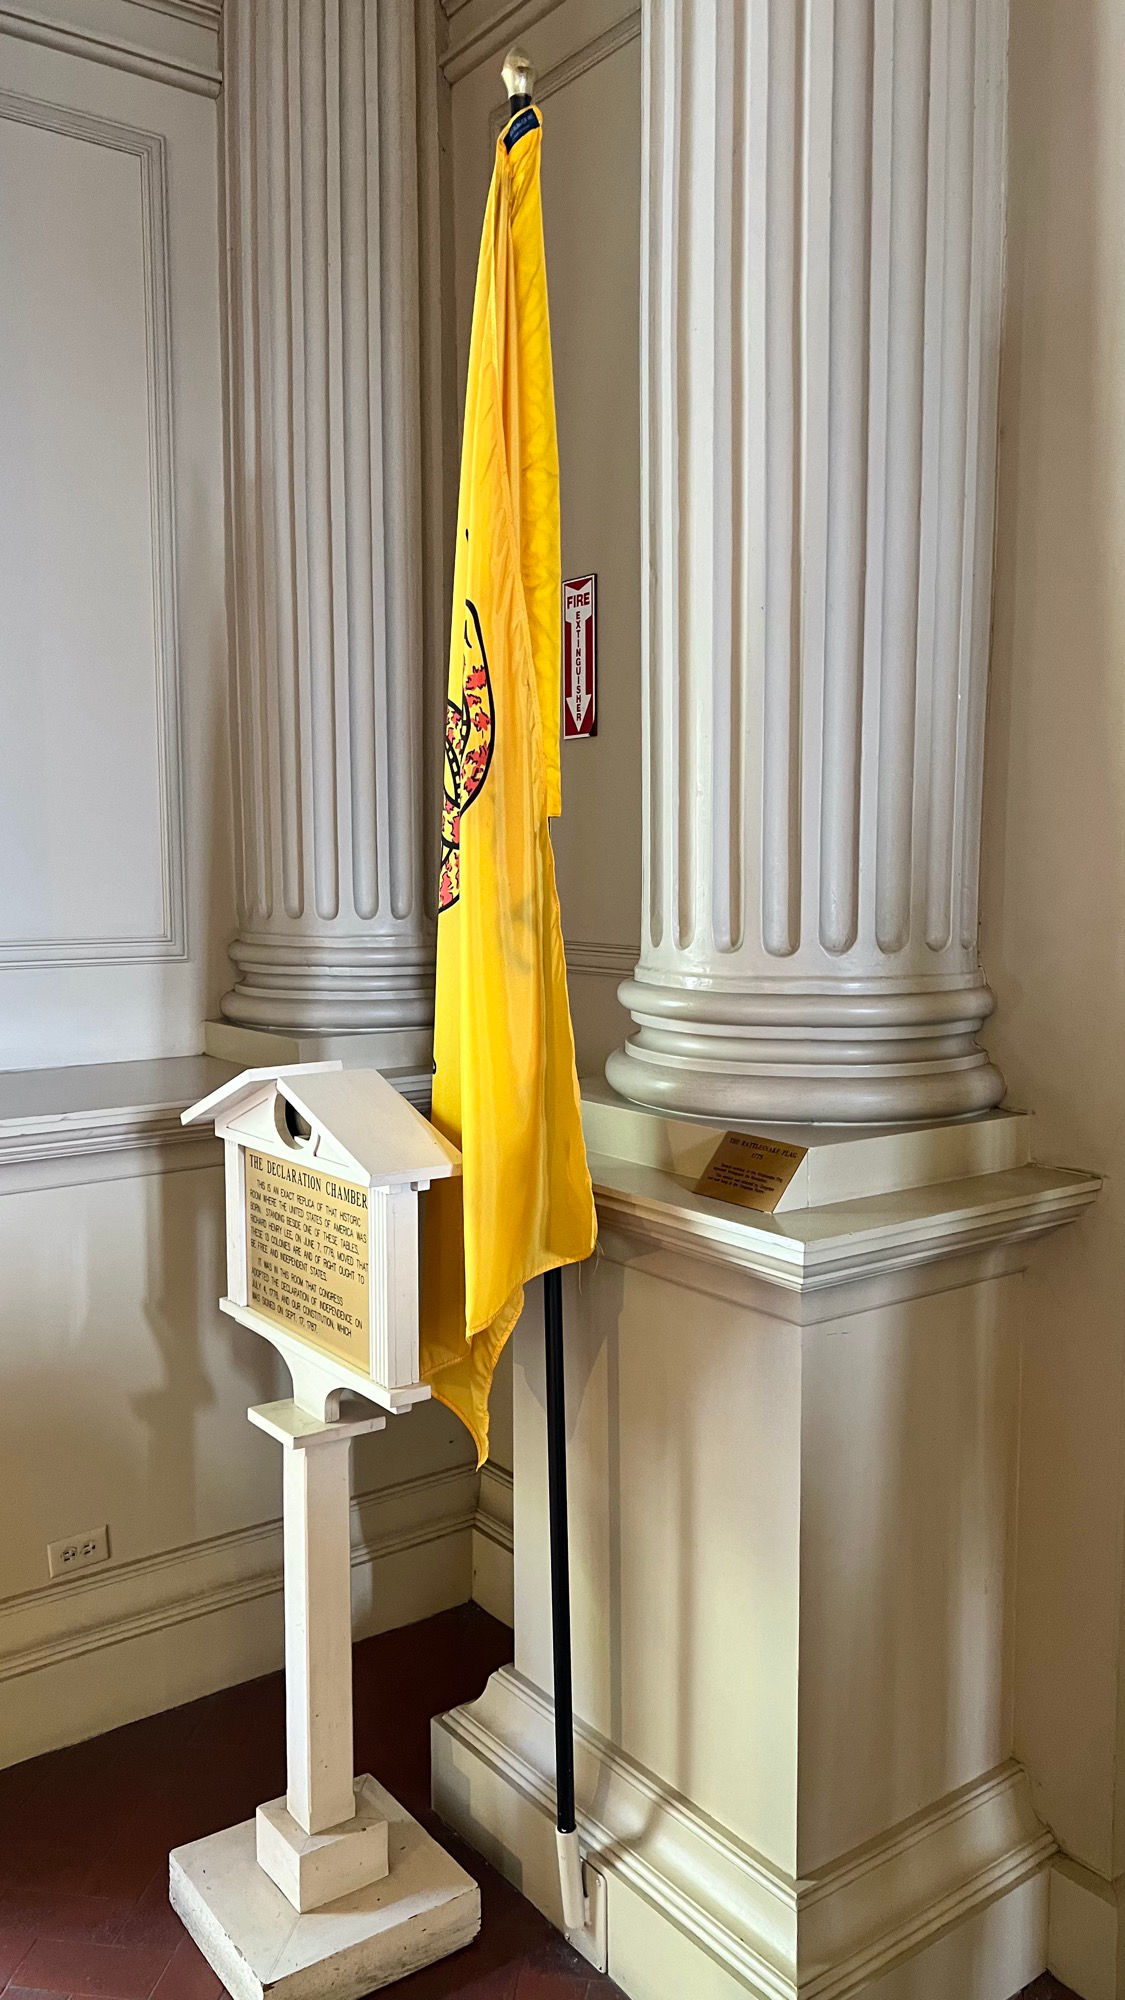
487,10,639,145
0,1107,218,1195
0,89,188,967
565,940,636,980
0,1461,478,1767
472,1461,513,1625
0,1058,232,1193
128,0,221,27
440,0,568,84
591,1156,1102,1296
0,2,221,96
434,1667,1054,2000
1048,1854,1120,2000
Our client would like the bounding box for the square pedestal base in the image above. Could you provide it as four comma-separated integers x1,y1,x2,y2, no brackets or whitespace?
170,1778,479,2000
256,1777,390,1912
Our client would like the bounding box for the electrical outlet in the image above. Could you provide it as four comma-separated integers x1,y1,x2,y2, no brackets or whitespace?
47,1525,109,1581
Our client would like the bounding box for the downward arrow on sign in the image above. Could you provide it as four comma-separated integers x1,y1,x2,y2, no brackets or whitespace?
563,575,596,738
565,594,588,732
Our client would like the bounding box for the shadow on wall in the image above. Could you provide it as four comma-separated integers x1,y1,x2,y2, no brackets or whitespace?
134,1164,283,1552
982,0,1125,1875
136,463,283,1554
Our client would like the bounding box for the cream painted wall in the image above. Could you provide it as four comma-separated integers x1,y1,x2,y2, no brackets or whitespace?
983,0,1125,1899
0,1163,471,1605
0,2,479,1765
0,1146,476,1765
0,17,234,1068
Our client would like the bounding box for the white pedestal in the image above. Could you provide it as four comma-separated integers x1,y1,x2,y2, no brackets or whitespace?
433,1095,1099,2000
171,1776,479,2000
172,1398,479,1994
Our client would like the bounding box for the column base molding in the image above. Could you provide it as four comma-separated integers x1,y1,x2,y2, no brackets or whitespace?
432,1666,1051,2000
203,1021,432,1111
1048,1855,1124,2000
471,1463,513,1626
219,932,433,1030
607,977,1005,1124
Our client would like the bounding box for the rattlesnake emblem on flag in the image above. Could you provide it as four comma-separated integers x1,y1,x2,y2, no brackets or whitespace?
439,597,494,913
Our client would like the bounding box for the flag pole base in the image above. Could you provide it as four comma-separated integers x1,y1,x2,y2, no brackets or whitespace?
556,1826,588,1933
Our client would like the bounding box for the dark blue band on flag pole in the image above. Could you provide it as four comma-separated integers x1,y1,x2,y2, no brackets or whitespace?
503,107,540,152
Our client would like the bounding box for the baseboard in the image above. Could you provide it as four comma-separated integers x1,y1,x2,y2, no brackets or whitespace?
0,1462,477,1769
472,1462,513,1625
1049,1854,1122,2000
432,1665,1052,2000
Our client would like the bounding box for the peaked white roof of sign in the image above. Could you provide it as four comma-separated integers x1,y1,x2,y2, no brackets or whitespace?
181,1062,461,1186
180,1061,342,1129
279,1068,460,1184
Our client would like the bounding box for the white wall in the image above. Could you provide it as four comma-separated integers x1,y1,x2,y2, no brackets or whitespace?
982,0,1125,1959
0,2,479,1768
0,9,233,1069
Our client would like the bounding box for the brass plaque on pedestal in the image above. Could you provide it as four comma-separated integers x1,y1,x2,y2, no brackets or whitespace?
245,1151,370,1367
695,1132,807,1214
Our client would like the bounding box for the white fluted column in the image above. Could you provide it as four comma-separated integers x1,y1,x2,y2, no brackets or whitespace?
607,0,1008,1124
218,0,435,1074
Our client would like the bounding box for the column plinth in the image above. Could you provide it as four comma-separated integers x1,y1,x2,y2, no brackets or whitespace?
608,0,1008,1125
433,1106,1100,1997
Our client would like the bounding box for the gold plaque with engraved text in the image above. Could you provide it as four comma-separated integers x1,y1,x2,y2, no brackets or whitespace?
695,1132,807,1214
245,1151,370,1370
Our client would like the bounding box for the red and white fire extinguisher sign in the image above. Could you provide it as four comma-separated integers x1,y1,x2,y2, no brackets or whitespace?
562,574,597,739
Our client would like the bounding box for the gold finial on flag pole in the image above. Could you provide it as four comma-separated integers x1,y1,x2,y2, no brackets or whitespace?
501,44,537,106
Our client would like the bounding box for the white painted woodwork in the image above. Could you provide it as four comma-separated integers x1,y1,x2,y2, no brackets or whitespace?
0,1056,229,1192
472,1461,513,1626
0,0,221,97
0,9,231,1067
171,1775,480,2000
169,1411,479,1974
607,0,1011,1123
256,1778,389,1917
433,1099,1097,1997
444,0,643,1078
582,1076,1034,1211
280,1430,363,1836
182,1065,460,1418
246,1400,392,1911
1047,1856,1120,2000
0,108,177,960
219,0,437,1081
435,1683,1049,2000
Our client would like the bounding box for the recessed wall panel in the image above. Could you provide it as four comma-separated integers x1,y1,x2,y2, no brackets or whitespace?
0,106,178,960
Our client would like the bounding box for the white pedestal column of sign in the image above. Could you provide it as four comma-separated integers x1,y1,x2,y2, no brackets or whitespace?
606,0,1009,1124
251,1403,390,1913
207,0,444,1106
172,1068,477,2000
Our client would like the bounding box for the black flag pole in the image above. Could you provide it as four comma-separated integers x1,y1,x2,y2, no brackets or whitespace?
543,1263,584,1923
501,42,588,1938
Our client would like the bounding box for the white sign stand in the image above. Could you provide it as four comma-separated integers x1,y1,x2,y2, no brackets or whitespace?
171,1068,478,2000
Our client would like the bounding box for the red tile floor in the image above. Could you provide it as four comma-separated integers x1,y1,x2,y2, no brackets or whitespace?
0,1606,1079,2000
0,1607,621,2000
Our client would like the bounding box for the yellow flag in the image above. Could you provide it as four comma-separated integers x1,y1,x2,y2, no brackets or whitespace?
419,104,596,1465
